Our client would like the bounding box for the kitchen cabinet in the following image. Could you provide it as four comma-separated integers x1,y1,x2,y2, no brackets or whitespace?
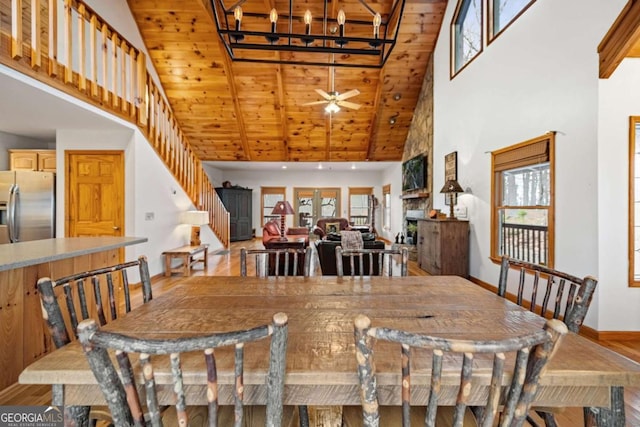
417,218,469,276
9,149,56,172
216,187,253,241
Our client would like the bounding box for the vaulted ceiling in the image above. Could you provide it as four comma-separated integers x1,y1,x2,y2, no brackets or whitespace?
126,0,447,162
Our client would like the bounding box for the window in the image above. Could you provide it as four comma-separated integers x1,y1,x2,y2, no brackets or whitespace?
491,133,554,266
451,0,482,75
349,187,373,226
629,118,640,286
489,0,536,41
382,184,391,231
451,0,536,77
261,187,285,225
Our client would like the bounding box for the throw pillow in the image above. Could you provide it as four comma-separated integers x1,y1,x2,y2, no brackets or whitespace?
325,222,341,233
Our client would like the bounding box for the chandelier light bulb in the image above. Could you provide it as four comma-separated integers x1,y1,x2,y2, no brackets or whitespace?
234,6,243,30
304,10,313,34
373,13,381,38
270,8,278,33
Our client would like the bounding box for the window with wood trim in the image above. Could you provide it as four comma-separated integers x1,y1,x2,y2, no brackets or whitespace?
382,184,391,231
349,187,373,226
451,0,536,77
451,0,483,76
261,187,285,226
488,0,536,41
629,118,640,286
491,133,555,266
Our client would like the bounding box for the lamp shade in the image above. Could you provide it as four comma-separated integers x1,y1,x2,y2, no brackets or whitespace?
180,210,209,226
439,179,464,194
271,201,295,215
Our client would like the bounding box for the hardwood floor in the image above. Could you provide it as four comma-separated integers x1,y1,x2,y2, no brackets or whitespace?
2,237,639,426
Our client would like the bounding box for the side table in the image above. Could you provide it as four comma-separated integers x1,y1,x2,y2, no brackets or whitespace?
162,244,209,277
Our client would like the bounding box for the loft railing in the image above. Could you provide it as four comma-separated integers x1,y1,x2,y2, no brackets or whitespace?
0,0,230,247
500,223,548,265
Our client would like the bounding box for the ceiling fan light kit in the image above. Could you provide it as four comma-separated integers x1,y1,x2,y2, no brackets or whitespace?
210,0,406,68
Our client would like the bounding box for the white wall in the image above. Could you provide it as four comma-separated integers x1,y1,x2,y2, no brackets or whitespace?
204,167,403,238
433,0,628,329
598,58,640,330
0,131,53,170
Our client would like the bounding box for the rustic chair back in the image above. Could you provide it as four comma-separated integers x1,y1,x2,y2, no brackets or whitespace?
240,247,311,426
37,255,153,348
353,315,568,427
78,312,289,427
335,246,408,277
498,256,598,333
240,247,312,277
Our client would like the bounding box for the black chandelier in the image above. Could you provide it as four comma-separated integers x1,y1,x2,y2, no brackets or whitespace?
210,0,406,68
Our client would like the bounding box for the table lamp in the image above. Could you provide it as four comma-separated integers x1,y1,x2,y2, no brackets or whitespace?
439,179,464,219
271,200,295,241
180,210,209,246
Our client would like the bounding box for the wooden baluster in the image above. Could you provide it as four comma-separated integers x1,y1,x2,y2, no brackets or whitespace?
111,33,119,108
89,14,98,97
101,23,109,103
63,0,72,83
31,0,41,69
48,0,58,76
11,0,23,59
77,4,86,92
136,51,147,125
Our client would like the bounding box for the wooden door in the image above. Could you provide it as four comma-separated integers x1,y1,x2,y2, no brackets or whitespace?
66,151,124,237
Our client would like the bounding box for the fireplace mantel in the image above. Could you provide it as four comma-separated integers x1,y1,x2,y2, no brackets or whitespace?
400,192,430,200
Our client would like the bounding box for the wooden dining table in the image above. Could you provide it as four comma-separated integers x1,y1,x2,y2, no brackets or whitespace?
19,275,640,426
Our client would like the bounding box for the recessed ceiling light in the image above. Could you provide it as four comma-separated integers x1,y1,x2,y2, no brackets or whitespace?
282,165,287,169
351,164,356,170
393,93,401,101
389,117,397,125
318,164,323,170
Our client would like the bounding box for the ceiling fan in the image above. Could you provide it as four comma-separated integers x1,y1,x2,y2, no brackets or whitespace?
303,66,361,113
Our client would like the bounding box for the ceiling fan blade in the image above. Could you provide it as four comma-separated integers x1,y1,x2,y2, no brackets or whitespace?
336,89,360,100
337,100,362,110
315,88,332,100
302,100,330,106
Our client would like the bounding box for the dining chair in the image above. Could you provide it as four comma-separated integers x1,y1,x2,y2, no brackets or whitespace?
37,256,153,425
240,247,312,277
497,256,598,334
240,246,312,427
37,255,153,348
335,246,409,277
77,312,290,427
345,314,568,427
497,256,598,427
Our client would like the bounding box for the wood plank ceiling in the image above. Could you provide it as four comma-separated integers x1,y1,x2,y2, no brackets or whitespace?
126,0,447,162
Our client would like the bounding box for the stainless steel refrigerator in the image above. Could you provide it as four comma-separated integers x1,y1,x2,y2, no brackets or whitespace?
0,171,55,243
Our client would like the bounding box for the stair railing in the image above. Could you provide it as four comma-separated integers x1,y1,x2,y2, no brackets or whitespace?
0,0,230,247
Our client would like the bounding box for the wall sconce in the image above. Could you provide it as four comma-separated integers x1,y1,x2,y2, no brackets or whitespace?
180,210,209,246
271,201,295,241
439,180,464,219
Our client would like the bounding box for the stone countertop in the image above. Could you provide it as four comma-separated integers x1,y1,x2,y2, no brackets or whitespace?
0,237,148,272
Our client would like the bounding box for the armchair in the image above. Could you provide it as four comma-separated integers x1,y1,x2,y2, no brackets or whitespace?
312,217,352,239
262,220,309,246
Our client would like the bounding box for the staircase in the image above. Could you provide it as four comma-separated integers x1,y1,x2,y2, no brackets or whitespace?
0,0,230,247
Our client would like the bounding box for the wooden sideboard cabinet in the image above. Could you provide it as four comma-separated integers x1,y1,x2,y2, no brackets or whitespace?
9,149,56,172
215,187,253,241
417,218,469,276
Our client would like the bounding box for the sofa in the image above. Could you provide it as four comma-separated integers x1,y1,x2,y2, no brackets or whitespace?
262,220,310,246
315,239,385,275
312,217,352,239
